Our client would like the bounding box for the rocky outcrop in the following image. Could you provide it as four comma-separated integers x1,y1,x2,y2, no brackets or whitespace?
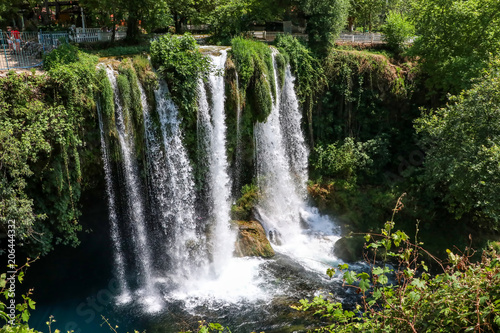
234,220,275,258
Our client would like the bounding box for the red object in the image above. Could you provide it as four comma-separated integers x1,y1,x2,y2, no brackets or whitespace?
12,29,21,39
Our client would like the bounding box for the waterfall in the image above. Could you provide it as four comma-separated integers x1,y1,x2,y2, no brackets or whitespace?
105,68,156,299
254,52,305,243
97,48,339,314
197,50,236,274
152,81,207,279
280,65,309,193
255,51,340,268
96,99,131,304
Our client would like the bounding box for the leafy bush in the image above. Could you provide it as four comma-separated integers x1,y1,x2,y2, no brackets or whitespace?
311,137,389,185
293,195,500,332
1,46,99,255
415,59,500,230
231,183,260,220
150,33,210,166
382,11,415,54
43,43,79,70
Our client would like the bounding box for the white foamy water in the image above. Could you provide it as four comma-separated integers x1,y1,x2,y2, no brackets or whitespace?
170,257,271,309
255,51,341,274
197,50,237,276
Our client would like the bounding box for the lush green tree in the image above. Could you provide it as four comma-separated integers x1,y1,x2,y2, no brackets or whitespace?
382,10,415,54
348,0,385,32
207,0,288,40
410,0,500,96
415,60,500,231
300,0,350,55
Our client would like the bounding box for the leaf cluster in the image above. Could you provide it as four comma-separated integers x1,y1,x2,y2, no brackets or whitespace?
294,195,500,332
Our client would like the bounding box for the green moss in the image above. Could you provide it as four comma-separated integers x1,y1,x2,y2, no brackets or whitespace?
231,183,259,221
132,55,158,108
230,37,276,123
117,60,145,159
275,52,286,89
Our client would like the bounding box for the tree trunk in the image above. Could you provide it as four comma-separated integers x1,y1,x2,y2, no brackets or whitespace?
126,14,140,43
174,12,182,34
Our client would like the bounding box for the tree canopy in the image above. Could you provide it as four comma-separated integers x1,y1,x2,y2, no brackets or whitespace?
410,0,500,96
415,59,500,230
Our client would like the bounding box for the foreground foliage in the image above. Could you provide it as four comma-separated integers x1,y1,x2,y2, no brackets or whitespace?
294,196,500,332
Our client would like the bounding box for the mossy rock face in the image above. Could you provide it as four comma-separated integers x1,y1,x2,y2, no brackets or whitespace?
234,220,275,258
333,235,366,262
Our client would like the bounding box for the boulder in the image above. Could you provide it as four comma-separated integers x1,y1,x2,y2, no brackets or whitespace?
234,220,275,258
333,235,366,262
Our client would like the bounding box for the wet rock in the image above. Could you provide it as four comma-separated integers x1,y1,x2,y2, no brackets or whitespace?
333,235,366,262
234,220,275,258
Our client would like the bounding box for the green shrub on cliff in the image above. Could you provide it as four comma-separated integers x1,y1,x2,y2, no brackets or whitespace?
231,183,259,221
230,37,275,123
0,47,100,255
150,33,210,166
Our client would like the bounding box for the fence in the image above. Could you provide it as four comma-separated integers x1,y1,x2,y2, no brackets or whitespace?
0,31,69,70
71,28,127,43
337,33,384,44
0,29,129,70
251,31,385,44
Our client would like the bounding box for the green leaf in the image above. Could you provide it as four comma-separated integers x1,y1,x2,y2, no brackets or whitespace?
22,310,30,322
359,278,371,292
28,299,36,310
410,278,426,289
344,271,356,285
378,275,388,285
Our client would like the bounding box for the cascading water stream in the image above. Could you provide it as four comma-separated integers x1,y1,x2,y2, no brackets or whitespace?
105,68,156,301
255,51,340,271
96,99,131,304
196,50,236,274
153,81,207,280
280,65,309,193
254,52,305,242
233,71,243,195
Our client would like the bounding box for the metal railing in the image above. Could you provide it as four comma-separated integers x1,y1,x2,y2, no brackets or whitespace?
337,33,384,44
0,29,129,70
0,31,69,70
71,28,127,43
